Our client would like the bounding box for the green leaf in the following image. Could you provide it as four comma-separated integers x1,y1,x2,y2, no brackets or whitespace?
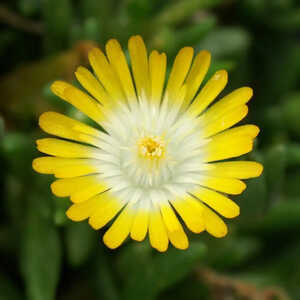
241,198,300,235
93,252,120,300
127,0,156,19
122,241,207,300
205,236,262,269
65,222,97,267
285,172,300,198
266,242,300,297
80,0,115,41
286,143,300,166
153,0,221,27
264,144,286,201
0,116,4,139
270,9,300,31
18,0,40,16
21,206,62,300
0,226,18,253
282,92,300,136
150,15,217,55
228,151,266,224
4,175,27,227
200,27,251,58
0,30,17,56
153,242,207,291
82,18,102,42
0,272,23,300
256,199,300,234
53,196,69,226
205,60,236,82
2,132,36,181
117,241,153,280
43,0,73,53
177,15,217,46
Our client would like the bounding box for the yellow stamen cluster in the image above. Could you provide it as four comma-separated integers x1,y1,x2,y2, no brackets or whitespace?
138,136,165,159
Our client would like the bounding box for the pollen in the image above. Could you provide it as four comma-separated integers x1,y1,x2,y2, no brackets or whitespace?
138,136,165,159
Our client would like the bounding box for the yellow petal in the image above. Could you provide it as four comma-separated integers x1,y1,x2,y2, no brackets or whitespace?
170,195,205,233
182,50,211,109
128,35,150,99
130,205,149,242
40,111,101,137
159,200,181,232
103,204,134,249
88,47,124,102
201,204,228,238
192,186,240,218
70,185,108,203
51,81,104,124
36,138,103,159
188,70,228,117
50,80,73,100
75,66,110,106
202,105,248,138
32,157,100,178
200,176,246,195
203,87,253,120
206,161,264,179
106,39,137,105
159,199,189,250
149,50,167,104
66,195,102,221
148,208,169,252
219,124,260,138
51,175,108,201
203,125,259,162
88,193,126,229
204,138,253,162
167,224,189,250
39,111,103,147
166,47,194,105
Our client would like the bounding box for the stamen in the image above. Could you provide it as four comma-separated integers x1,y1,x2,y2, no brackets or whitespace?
138,136,165,159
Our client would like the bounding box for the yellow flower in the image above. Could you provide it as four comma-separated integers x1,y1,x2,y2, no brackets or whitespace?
33,35,263,252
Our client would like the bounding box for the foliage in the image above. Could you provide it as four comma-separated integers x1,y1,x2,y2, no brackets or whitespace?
1,0,300,299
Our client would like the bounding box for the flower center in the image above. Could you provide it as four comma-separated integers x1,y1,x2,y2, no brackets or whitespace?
138,136,165,159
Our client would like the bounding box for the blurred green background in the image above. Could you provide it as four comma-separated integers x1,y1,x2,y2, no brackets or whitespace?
1,0,300,299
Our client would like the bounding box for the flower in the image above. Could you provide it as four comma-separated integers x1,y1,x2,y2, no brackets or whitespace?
33,35,263,252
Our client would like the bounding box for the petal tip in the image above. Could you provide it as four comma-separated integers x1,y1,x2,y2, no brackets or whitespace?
130,233,146,242
106,38,120,48
154,245,168,253
245,86,253,98
181,46,194,53
216,69,228,78
255,162,264,176
228,206,240,219
35,138,43,149
128,35,147,52
66,207,78,221
212,227,228,238
103,234,122,250
32,158,40,172
38,111,52,130
50,180,66,197
252,125,260,138
200,49,211,57
75,65,85,75
88,47,101,60
50,81,68,98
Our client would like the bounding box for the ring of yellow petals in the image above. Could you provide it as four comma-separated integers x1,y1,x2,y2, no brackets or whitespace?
33,35,263,252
